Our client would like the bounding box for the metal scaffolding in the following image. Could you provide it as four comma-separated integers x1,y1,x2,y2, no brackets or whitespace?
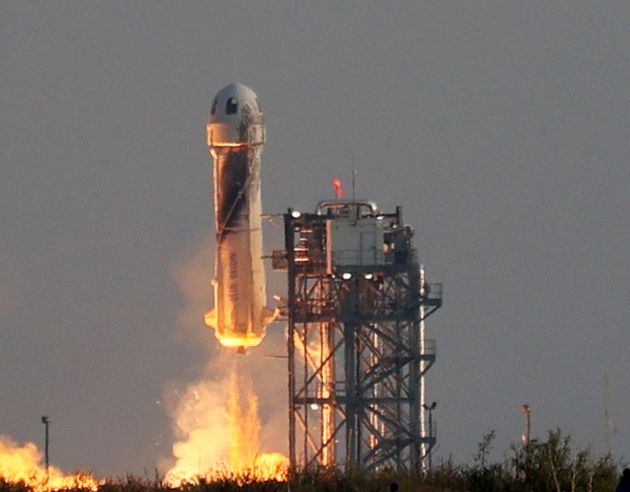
273,200,442,472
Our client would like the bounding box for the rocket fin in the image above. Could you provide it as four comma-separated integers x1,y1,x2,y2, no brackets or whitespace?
260,306,277,328
204,308,217,329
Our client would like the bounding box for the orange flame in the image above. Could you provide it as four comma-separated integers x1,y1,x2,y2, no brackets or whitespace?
227,369,287,481
0,436,98,491
164,356,287,485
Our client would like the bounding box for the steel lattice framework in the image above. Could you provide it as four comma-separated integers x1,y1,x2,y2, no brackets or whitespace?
276,202,442,473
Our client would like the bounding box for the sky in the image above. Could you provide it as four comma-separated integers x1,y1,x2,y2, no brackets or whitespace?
1,0,629,476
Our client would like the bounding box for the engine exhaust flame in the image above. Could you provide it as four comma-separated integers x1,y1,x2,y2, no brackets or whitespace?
165,354,287,484
0,436,98,491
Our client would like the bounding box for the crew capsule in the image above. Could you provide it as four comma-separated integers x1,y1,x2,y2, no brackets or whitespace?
207,82,266,147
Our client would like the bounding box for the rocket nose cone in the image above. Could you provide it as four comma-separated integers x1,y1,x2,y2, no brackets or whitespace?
209,82,262,124
207,82,265,146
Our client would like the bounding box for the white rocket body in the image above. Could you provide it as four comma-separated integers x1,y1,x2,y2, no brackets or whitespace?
204,83,275,349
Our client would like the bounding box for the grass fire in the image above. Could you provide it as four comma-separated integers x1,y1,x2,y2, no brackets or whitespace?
0,436,98,491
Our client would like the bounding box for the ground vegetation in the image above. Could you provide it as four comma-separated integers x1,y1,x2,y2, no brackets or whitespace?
0,429,623,492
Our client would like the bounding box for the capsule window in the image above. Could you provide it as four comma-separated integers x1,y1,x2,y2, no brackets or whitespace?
226,97,238,115
210,97,218,115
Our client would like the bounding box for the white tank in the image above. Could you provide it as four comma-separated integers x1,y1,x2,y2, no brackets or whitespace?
204,82,275,351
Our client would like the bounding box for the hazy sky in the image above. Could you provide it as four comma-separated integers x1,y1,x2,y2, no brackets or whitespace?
1,1,628,476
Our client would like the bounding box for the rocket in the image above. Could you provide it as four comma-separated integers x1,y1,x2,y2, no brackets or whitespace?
204,82,276,351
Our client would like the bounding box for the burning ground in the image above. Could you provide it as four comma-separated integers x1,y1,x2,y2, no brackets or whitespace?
0,436,97,491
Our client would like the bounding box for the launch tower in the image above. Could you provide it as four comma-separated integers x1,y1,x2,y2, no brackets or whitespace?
273,200,442,472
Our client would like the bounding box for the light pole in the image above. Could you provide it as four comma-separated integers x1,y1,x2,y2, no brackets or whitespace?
422,402,437,473
521,404,532,481
521,404,531,445
41,416,50,482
